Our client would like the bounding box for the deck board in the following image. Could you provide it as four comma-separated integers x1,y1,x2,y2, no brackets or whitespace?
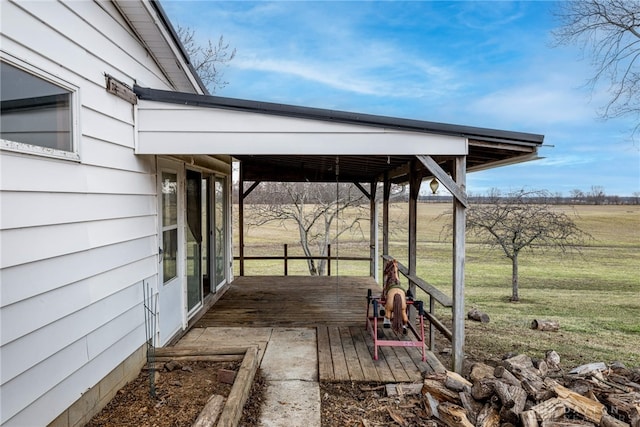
193,276,446,382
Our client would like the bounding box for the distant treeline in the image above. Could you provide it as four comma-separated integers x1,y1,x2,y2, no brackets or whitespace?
417,194,640,205
235,182,640,205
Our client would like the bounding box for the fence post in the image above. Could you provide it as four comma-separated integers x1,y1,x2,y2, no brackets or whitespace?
284,244,288,276
327,244,331,276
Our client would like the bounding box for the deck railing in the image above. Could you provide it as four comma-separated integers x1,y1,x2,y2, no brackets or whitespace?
382,254,453,350
235,244,371,276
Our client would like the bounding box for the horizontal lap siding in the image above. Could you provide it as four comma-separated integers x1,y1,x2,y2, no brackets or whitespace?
0,1,179,424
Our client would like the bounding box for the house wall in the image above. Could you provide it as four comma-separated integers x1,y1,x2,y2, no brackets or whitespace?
0,1,187,425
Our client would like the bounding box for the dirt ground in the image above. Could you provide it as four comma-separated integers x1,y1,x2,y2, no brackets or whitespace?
86,360,267,427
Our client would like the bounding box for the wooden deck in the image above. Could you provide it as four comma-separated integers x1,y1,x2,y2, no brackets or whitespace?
193,276,446,381
194,276,381,328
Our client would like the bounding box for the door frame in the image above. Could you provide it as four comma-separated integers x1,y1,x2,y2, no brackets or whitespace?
157,157,186,343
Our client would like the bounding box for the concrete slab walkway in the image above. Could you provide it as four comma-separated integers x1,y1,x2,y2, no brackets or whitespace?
177,327,321,427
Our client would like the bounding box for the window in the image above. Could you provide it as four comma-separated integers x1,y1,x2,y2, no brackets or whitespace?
162,172,178,285
0,60,77,159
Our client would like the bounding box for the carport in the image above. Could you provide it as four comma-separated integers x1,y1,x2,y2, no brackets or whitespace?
134,85,544,372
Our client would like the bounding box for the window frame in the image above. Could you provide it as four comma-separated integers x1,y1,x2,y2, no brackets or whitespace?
0,55,80,161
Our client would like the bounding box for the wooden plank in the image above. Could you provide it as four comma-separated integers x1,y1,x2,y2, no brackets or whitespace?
154,346,248,357
317,326,334,381
379,344,411,383
378,328,412,382
217,346,260,427
349,326,380,382
194,276,381,328
339,326,365,382
391,346,423,382
192,394,225,427
328,326,350,381
361,326,396,383
382,255,452,308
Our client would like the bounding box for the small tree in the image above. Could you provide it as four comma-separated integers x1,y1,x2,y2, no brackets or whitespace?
245,182,368,275
466,189,591,302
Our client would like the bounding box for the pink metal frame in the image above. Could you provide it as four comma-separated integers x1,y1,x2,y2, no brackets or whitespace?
365,293,427,361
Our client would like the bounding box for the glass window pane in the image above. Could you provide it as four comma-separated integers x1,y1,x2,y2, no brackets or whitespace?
0,62,72,151
162,172,177,226
214,177,226,287
163,229,177,284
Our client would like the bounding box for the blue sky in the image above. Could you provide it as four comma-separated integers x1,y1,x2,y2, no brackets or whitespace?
161,1,639,197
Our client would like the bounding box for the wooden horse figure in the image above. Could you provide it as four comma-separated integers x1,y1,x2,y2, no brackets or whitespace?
382,259,408,335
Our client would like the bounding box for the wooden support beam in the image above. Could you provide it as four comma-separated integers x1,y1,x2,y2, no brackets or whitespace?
383,174,390,257
370,181,377,278
242,180,261,199
239,162,245,276
408,161,421,323
416,155,468,208
452,155,466,373
354,182,371,199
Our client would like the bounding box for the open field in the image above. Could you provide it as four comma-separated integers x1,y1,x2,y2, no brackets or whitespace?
233,204,640,368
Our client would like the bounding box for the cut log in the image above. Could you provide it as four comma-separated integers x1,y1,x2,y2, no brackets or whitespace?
493,380,516,409
600,413,630,427
192,394,225,427
468,308,490,323
503,354,545,396
531,319,560,332
521,410,540,427
476,403,501,427
445,370,473,392
530,397,567,422
472,379,496,401
422,377,461,403
602,394,640,426
569,362,607,376
549,380,606,424
511,385,528,414
424,392,440,419
541,422,597,426
495,365,522,387
470,363,496,382
459,391,481,425
438,402,474,427
499,406,520,425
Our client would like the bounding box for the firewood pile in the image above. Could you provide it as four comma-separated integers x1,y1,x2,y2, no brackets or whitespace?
421,353,640,427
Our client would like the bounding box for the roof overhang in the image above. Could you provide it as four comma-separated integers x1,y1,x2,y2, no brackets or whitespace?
114,0,206,94
134,86,544,183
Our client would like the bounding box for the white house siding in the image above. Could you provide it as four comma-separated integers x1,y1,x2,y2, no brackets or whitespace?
0,1,189,425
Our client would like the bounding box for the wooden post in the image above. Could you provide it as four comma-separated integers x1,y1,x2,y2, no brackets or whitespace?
369,180,377,278
284,243,288,276
327,244,331,276
383,174,390,258
239,162,245,276
452,155,466,373
408,160,420,322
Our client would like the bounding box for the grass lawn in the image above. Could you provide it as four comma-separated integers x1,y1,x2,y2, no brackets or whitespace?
234,203,640,368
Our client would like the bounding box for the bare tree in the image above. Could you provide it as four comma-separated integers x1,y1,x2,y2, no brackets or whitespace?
587,185,607,204
245,182,368,275
553,0,640,136
466,189,591,302
177,26,236,93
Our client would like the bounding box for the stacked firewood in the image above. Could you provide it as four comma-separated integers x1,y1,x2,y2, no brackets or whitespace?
421,353,640,427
